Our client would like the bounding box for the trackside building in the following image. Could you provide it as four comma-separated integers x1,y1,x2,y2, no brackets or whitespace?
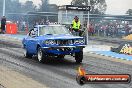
58,5,85,25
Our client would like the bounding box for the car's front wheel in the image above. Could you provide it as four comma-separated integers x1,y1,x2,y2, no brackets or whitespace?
37,48,46,63
75,50,83,63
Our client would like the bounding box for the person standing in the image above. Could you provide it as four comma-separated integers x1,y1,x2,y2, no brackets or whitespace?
1,16,6,34
106,24,110,37
71,16,81,36
125,24,130,36
89,24,94,36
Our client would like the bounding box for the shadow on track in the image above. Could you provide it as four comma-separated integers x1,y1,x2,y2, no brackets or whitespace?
32,56,82,67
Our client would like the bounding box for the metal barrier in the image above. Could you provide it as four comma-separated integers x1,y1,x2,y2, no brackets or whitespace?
6,23,18,34
87,27,130,38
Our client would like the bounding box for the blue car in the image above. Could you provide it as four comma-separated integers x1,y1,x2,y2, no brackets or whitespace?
22,24,86,63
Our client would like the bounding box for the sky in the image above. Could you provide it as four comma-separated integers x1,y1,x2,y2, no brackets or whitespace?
19,0,132,15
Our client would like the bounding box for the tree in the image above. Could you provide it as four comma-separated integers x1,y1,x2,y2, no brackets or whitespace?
0,0,37,14
39,0,49,12
126,9,132,15
38,0,58,22
48,4,58,12
22,1,37,12
39,0,58,12
71,0,107,14
6,0,22,13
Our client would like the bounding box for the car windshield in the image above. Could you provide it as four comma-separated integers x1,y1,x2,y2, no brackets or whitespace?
39,25,71,35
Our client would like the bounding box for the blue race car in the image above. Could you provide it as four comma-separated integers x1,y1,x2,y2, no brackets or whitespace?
22,24,86,63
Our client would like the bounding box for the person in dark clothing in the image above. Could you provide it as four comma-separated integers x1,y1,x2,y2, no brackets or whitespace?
89,24,94,36
1,16,6,34
125,24,130,36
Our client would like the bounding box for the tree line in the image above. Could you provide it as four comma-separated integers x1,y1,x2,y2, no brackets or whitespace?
0,0,107,15
0,0,131,16
0,0,57,16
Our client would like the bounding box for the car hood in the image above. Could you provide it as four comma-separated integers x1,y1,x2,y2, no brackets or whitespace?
39,34,83,40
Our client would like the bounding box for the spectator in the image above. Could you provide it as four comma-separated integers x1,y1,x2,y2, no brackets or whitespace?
106,24,110,36
89,24,94,36
71,16,81,36
95,23,100,34
1,16,6,34
125,24,130,36
114,24,118,37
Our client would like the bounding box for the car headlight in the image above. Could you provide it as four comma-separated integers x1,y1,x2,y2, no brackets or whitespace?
44,40,56,45
74,39,85,44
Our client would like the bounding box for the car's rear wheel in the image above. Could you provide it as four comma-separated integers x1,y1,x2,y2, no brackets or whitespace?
37,48,46,63
75,50,83,63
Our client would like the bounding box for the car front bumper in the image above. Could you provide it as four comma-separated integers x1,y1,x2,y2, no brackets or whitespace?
41,45,86,55
42,45,86,48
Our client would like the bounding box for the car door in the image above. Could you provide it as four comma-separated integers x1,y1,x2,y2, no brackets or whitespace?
26,29,38,54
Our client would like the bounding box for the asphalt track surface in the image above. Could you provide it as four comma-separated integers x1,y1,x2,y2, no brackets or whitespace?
89,36,130,44
0,40,132,88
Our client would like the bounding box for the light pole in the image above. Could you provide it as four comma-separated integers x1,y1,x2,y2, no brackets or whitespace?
86,0,90,45
3,0,6,16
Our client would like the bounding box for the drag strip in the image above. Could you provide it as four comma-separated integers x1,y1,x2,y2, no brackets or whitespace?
0,40,21,48
0,40,132,88
0,84,5,88
89,37,131,44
